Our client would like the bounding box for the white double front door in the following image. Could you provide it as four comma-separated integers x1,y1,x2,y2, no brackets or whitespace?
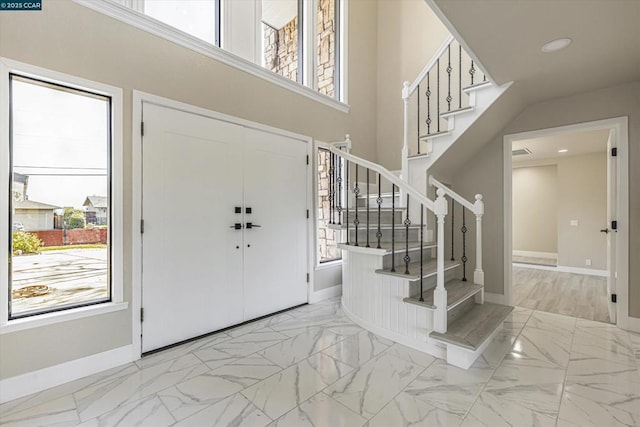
141,103,308,353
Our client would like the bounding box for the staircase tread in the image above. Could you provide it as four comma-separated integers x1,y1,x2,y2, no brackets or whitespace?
462,81,492,92
430,302,514,351
375,259,460,281
338,241,436,254
408,152,431,160
440,106,474,118
403,280,483,310
419,130,451,140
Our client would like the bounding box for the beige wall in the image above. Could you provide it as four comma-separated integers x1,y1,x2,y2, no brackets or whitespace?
512,165,558,254
376,0,449,170
449,81,639,318
0,0,379,379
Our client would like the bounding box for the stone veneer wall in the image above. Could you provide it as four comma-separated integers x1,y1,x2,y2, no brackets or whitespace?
263,0,336,97
317,149,340,262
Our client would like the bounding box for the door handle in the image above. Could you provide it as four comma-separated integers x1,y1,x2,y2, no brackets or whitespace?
246,222,261,229
600,228,609,234
230,223,243,230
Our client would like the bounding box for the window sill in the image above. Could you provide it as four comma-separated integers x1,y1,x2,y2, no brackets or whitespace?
0,302,129,335
317,259,343,269
72,0,350,114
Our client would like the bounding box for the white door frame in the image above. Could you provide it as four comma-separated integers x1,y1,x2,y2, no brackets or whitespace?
503,117,630,329
131,90,313,360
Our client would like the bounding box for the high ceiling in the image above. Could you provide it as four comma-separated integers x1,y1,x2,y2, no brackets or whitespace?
430,0,640,103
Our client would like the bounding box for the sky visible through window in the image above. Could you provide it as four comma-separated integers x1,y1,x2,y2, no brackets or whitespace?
12,78,109,209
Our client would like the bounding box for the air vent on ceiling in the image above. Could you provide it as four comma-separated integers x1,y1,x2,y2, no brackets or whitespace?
512,148,532,156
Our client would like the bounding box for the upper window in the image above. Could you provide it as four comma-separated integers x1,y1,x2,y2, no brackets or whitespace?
109,0,343,102
1,60,123,326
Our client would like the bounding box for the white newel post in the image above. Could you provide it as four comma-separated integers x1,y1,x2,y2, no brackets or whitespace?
401,81,410,185
473,194,485,303
433,188,448,333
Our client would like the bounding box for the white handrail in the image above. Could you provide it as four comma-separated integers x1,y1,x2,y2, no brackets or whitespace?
406,34,455,98
328,144,435,213
429,175,477,213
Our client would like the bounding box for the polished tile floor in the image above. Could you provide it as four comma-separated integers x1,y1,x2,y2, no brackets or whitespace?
1,297,639,426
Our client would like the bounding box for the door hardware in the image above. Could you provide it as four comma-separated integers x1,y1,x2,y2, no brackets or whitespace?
246,207,252,214
246,222,261,229
230,223,243,229
235,207,242,214
600,228,609,234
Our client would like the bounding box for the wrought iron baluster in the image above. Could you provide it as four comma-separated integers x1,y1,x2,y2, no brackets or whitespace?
390,183,396,272
417,83,421,154
470,60,476,86
404,195,411,275
419,205,424,301
451,198,455,261
329,152,334,225
337,155,342,225
345,160,349,245
458,44,462,109
437,58,441,132
461,208,467,281
426,73,432,135
376,174,382,249
446,44,452,111
366,169,370,248
354,165,359,246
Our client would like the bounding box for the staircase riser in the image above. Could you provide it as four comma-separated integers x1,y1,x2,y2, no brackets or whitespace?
347,228,422,243
447,297,476,325
406,268,458,294
356,196,401,209
382,246,435,268
340,211,404,224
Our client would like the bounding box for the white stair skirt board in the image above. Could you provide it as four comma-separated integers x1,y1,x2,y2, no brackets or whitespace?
0,345,133,404
309,284,342,303
513,262,608,277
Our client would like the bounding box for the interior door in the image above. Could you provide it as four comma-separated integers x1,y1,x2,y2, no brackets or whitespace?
142,103,244,352
242,128,308,320
606,129,617,324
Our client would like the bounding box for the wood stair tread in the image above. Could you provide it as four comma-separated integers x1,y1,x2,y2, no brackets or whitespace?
403,280,483,310
338,241,436,255
375,259,460,281
429,302,514,351
463,81,491,92
418,130,451,140
440,106,474,118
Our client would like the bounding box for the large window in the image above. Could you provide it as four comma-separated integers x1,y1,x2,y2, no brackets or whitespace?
6,74,113,319
108,0,343,102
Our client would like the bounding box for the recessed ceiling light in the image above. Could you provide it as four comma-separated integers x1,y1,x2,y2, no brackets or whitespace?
558,149,569,153
541,38,572,53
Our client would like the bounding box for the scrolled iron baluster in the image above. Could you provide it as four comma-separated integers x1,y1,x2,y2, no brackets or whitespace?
426,73,432,135
419,205,424,302
446,44,452,111
345,160,349,245
366,169,370,248
417,83,421,154
354,165,359,247
470,60,476,86
329,152,334,225
404,195,411,275
437,58,441,132
451,198,455,261
390,184,396,272
337,155,342,225
458,44,462,109
376,174,382,249
461,208,467,281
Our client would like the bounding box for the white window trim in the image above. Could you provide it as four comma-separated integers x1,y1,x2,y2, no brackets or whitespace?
72,0,349,113
0,57,125,334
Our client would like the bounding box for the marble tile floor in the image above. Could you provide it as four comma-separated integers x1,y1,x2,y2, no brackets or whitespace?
2,298,639,427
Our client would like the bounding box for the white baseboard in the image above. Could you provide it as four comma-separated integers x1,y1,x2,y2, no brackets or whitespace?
513,250,557,259
513,262,608,277
309,284,342,303
622,315,640,333
0,345,133,404
484,292,505,304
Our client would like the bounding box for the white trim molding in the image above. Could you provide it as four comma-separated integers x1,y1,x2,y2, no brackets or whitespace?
309,284,342,303
513,262,608,277
0,57,125,334
504,117,630,328
72,0,349,113
513,250,558,260
0,345,133,404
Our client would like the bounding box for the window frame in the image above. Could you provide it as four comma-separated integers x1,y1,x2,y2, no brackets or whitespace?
72,0,349,111
0,58,126,334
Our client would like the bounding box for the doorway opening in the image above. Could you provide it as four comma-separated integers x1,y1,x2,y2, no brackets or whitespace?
503,117,629,326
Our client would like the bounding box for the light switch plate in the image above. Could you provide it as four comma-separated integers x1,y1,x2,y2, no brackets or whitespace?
570,220,579,227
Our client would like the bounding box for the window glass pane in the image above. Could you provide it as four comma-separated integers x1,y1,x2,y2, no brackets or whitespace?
262,0,300,83
9,76,111,318
317,148,340,263
317,0,337,98
144,1,218,45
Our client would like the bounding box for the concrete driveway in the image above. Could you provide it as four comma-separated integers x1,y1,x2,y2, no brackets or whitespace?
11,248,108,315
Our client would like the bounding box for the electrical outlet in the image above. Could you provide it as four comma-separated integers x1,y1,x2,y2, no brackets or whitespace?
585,259,592,266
